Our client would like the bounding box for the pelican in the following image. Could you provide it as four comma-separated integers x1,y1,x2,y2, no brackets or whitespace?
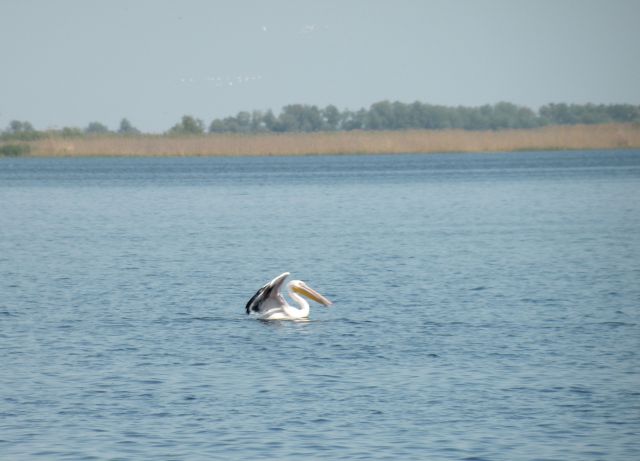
245,272,332,320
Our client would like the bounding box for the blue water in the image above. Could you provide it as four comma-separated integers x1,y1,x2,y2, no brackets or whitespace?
1,150,639,460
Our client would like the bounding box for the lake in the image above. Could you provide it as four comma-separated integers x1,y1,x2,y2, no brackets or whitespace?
1,150,639,460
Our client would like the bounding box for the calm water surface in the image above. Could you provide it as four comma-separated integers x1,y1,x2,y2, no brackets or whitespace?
1,150,639,460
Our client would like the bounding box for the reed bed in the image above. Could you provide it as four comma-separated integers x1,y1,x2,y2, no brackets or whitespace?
13,123,640,157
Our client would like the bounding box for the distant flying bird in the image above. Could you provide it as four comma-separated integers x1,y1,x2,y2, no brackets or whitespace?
245,272,332,320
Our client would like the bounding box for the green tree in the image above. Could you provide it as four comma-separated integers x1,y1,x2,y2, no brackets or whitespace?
61,127,83,137
8,120,35,133
235,111,252,132
208,119,228,133
366,100,393,129
342,109,366,130
322,105,341,130
262,110,279,132
277,105,324,132
169,115,205,135
85,121,110,134
539,103,575,125
251,110,266,132
2,120,40,140
607,104,640,123
118,118,140,134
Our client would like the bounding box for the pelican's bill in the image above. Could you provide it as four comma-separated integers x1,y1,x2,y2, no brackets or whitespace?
292,284,332,306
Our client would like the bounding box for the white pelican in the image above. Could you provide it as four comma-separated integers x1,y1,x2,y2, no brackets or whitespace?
245,272,332,320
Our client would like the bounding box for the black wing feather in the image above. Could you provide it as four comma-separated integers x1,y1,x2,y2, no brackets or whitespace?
245,272,289,315
245,285,268,314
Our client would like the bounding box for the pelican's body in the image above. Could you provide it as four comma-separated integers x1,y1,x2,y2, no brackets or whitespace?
245,272,332,320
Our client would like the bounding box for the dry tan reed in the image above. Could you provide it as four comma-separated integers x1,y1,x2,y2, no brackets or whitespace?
9,124,640,157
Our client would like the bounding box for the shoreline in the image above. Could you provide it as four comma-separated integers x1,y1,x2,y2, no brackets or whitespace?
2,123,639,157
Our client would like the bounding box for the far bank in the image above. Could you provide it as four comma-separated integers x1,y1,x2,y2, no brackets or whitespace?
2,124,639,157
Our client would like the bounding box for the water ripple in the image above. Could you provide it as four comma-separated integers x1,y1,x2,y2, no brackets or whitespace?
1,151,640,460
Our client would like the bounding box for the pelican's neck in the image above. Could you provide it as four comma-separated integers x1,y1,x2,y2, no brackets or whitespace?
284,284,310,318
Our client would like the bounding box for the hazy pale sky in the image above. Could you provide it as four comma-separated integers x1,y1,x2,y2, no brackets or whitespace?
2,0,639,132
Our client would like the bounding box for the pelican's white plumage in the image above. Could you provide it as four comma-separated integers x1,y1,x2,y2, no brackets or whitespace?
245,272,332,320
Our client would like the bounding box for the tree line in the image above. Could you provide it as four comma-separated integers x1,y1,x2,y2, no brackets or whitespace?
2,101,639,140
1,118,140,141
206,102,640,133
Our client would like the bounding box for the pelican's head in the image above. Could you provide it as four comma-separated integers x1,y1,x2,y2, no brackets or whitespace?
290,280,332,306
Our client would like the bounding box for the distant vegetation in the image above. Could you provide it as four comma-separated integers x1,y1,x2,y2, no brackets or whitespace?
1,101,639,156
2,102,640,139
6,125,639,157
207,102,640,133
0,118,140,143
168,115,206,135
0,143,30,157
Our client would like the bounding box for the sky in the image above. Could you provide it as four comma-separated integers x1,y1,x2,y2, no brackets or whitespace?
1,0,639,133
